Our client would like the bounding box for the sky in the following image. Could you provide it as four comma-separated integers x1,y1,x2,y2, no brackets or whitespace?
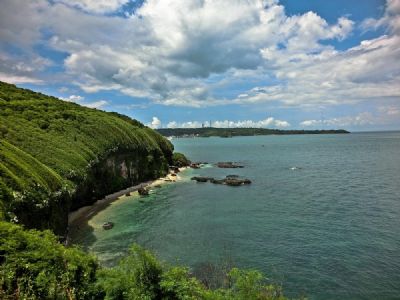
0,0,399,131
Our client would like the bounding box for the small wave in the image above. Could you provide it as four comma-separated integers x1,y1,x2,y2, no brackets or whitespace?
290,166,302,170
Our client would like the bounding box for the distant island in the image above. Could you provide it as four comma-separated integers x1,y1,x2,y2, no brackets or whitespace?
157,127,349,138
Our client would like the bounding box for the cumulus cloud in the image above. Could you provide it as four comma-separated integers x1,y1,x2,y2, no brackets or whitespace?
166,117,290,129
0,0,399,114
0,0,360,107
0,52,51,84
53,0,129,13
84,100,108,109
60,94,108,109
149,116,161,129
361,0,400,34
0,73,43,84
234,32,400,106
61,95,85,102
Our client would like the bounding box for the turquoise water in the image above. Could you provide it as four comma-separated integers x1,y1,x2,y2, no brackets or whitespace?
73,132,400,299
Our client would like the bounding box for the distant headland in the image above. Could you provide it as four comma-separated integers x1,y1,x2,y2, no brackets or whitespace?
157,127,350,138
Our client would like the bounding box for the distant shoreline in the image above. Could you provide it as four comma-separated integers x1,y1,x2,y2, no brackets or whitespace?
157,127,349,138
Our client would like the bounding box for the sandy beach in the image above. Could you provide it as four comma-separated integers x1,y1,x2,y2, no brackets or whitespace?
67,168,187,242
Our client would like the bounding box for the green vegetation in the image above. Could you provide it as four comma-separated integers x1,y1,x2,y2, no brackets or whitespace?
0,82,295,299
0,222,288,300
157,127,349,137
172,152,191,167
0,221,100,299
0,81,173,234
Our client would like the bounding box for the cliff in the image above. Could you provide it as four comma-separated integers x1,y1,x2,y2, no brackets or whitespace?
0,81,173,235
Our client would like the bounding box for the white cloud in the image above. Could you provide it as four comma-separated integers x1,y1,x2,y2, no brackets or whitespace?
361,0,400,34
60,94,108,109
85,100,108,109
149,116,161,129
235,32,400,107
0,72,43,84
0,0,398,113
167,117,290,129
300,112,376,128
53,0,129,13
61,95,84,102
378,105,400,116
0,0,357,106
0,52,51,84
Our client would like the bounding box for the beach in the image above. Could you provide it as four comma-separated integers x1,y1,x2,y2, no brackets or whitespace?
66,168,187,244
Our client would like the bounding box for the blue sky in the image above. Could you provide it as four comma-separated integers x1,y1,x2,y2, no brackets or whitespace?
0,0,399,131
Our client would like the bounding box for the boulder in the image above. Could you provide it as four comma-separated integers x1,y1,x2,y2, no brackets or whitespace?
191,176,213,182
217,162,244,168
102,222,114,230
224,178,243,186
210,179,225,184
138,187,149,195
191,175,251,186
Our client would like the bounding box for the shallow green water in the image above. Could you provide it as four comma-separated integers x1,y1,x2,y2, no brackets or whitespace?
72,132,400,299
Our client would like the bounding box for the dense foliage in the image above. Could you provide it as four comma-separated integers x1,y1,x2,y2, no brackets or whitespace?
157,127,349,137
172,152,191,167
0,81,173,233
0,222,100,299
0,222,288,300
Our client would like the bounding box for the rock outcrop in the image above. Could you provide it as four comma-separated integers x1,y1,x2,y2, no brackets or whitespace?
216,162,244,168
191,175,251,186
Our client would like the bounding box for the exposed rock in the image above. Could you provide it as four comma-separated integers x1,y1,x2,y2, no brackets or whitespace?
193,175,252,186
210,178,225,184
171,173,177,177
224,179,242,186
138,187,149,196
191,176,214,182
216,162,244,168
125,192,131,196
224,178,251,186
102,222,114,230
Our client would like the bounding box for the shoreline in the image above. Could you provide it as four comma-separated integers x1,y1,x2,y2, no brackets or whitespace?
66,167,188,244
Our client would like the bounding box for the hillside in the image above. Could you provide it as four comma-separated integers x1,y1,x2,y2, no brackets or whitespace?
0,81,173,235
157,127,349,137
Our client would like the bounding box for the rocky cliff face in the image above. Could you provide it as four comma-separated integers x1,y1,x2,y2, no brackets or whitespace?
0,81,174,237
71,148,170,210
12,148,171,237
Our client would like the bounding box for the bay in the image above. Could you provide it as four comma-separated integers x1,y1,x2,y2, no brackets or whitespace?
72,132,400,299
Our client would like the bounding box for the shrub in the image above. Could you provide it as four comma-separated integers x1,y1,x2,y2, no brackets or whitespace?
172,152,191,167
0,221,101,299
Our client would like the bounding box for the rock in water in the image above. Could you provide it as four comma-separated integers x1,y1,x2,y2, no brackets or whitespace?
191,176,213,182
216,162,244,168
103,222,114,230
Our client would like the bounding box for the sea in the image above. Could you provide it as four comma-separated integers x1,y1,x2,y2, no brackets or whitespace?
71,132,400,299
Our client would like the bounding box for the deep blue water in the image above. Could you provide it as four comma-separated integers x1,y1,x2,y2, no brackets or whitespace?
73,132,400,299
